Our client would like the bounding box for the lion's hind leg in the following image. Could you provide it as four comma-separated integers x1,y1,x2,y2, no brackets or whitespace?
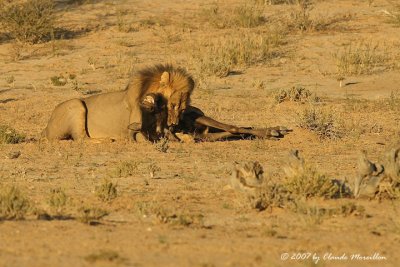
44,99,88,141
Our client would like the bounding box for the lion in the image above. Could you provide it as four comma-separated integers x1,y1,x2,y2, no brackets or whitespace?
133,91,291,142
42,64,194,141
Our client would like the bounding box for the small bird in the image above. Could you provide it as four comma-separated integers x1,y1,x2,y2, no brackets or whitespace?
231,161,264,196
283,150,305,178
385,147,400,181
355,150,384,198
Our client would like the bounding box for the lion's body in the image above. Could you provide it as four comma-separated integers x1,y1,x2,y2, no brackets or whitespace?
43,64,194,141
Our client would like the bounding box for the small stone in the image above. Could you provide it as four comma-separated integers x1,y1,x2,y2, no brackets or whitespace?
6,151,21,159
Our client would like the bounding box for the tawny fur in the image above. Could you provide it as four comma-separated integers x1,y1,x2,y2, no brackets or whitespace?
43,64,194,141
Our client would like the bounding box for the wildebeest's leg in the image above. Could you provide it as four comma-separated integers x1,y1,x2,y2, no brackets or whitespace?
237,126,291,139
193,116,291,139
196,131,236,142
194,116,240,133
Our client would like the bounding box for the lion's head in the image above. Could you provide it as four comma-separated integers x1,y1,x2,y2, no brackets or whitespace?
158,70,191,127
167,91,189,127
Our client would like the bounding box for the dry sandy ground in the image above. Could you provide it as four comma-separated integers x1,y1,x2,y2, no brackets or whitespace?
0,0,400,266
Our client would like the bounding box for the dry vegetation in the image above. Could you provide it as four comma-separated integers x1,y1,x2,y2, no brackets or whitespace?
1,0,400,266
0,0,56,44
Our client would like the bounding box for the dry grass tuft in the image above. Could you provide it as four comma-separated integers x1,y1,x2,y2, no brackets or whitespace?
291,201,365,224
297,107,344,139
283,150,344,199
284,165,341,199
231,156,350,212
264,0,298,4
384,1,400,27
284,0,352,33
47,188,68,215
108,160,138,178
333,41,390,76
95,179,118,202
85,250,125,263
201,2,266,29
0,0,56,44
77,206,108,225
0,186,31,220
154,137,169,153
193,31,283,77
50,75,68,86
273,86,319,103
116,8,138,33
0,125,25,144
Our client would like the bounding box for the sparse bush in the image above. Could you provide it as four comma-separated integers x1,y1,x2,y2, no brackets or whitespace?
284,165,341,199
384,1,400,27
287,0,314,32
47,188,68,214
116,8,137,33
108,160,138,178
139,17,168,28
388,90,400,111
5,75,15,87
85,250,124,263
153,27,182,44
231,3,266,28
77,206,108,224
264,0,297,4
201,2,265,29
194,32,282,77
297,107,344,139
148,162,161,178
232,156,352,213
283,150,344,199
333,42,389,76
0,0,56,44
273,86,319,103
290,201,364,225
0,186,31,220
95,180,117,202
287,0,351,32
0,125,25,144
50,75,68,86
134,202,202,227
154,207,202,227
252,183,291,211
